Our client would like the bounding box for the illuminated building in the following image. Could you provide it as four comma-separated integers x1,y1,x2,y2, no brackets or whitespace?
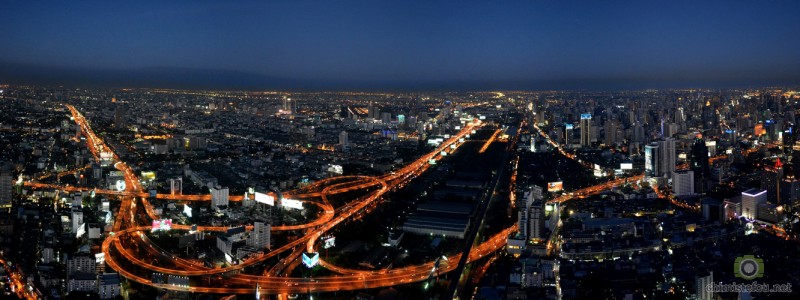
644,143,661,178
0,162,11,209
580,113,592,147
247,221,271,249
211,186,229,207
672,170,694,196
741,188,766,220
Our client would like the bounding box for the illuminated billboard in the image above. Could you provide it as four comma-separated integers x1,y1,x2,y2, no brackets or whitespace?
183,204,192,218
565,124,574,130
620,163,633,170
95,253,105,263
302,252,319,268
254,192,275,206
281,199,303,210
76,223,86,238
547,182,563,192
323,236,336,249
580,113,592,120
151,219,173,232
115,180,126,191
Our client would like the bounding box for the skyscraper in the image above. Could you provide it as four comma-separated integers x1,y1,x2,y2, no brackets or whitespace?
660,138,676,178
691,135,710,193
339,131,349,151
644,143,661,178
580,113,592,147
0,163,12,209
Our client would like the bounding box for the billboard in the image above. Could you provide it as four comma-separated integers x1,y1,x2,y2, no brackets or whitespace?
547,182,563,192
323,236,336,249
580,113,592,120
254,192,275,206
151,219,173,232
282,199,303,210
76,223,86,238
620,163,633,170
183,204,192,218
302,252,320,268
565,124,574,130
95,253,105,263
115,180,126,191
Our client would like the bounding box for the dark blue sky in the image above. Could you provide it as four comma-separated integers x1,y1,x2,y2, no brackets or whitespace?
2,0,800,90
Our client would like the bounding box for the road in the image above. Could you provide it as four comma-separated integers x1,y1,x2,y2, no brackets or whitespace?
25,104,536,295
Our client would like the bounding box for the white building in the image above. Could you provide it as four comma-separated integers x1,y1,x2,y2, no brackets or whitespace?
216,236,233,256
695,270,714,300
42,247,55,264
67,255,95,276
672,170,695,196
211,186,229,207
247,222,271,249
660,138,676,178
71,209,84,234
741,189,767,220
68,273,97,293
518,186,545,241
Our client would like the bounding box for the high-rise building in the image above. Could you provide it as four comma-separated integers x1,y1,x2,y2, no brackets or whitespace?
113,104,127,130
247,221,271,249
518,186,544,241
169,178,183,195
692,136,711,193
660,138,676,178
339,131,349,151
672,170,694,196
71,209,84,234
0,163,12,209
644,143,661,178
741,188,767,220
211,186,229,207
580,113,592,147
695,270,714,300
529,199,545,240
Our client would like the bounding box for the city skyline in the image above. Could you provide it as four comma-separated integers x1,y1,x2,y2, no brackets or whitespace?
2,1,800,90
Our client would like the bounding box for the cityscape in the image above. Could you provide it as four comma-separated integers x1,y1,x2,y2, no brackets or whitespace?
2,2,800,300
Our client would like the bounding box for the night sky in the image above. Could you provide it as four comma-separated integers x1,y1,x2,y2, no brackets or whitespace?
2,0,800,90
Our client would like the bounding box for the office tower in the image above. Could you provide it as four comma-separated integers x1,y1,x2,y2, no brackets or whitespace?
114,104,127,130
339,131,349,151
529,199,545,240
0,163,12,208
741,189,766,220
604,120,618,145
633,122,645,143
660,138,676,178
282,97,293,113
247,221,271,249
211,186,229,207
692,136,710,193
644,143,661,178
380,112,392,124
580,113,592,147
518,186,544,241
672,170,695,196
565,124,574,146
